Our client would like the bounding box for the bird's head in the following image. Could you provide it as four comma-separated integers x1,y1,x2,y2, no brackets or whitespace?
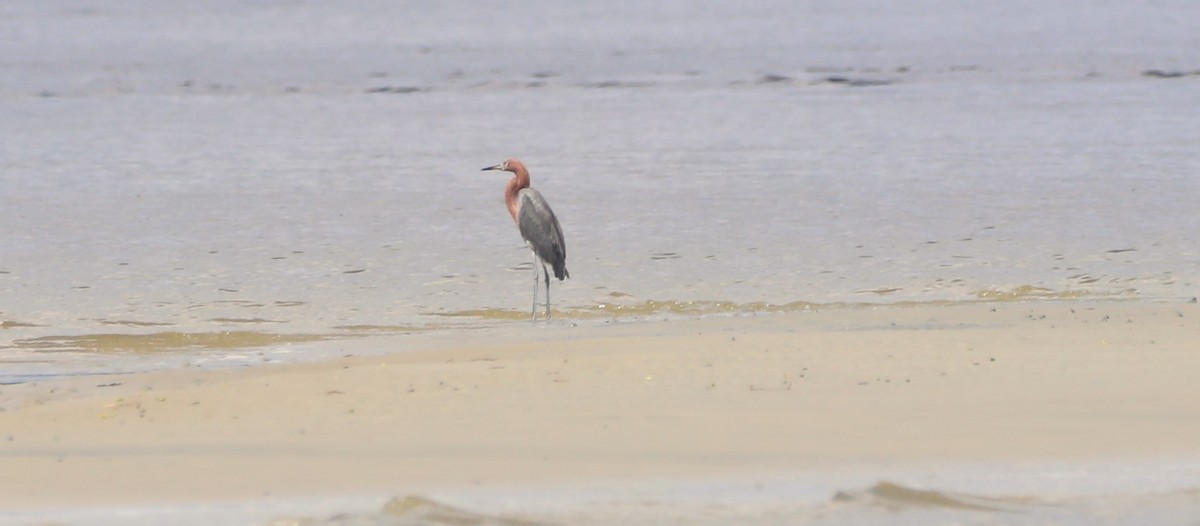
482,158,525,174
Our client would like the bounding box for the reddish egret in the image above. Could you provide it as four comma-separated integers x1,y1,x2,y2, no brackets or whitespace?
482,158,569,320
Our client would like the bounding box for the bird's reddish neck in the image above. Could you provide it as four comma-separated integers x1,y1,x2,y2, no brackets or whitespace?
503,168,530,223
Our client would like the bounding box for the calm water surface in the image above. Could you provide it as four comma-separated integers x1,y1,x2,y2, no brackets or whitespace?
1,0,1198,372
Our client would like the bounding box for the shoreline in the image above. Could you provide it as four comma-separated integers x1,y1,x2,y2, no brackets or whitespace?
1,292,1188,388
2,299,1198,521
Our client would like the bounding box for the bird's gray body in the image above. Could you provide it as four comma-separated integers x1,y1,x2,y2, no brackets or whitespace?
516,188,569,281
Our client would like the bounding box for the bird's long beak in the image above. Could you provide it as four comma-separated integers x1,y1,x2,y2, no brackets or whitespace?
481,163,503,171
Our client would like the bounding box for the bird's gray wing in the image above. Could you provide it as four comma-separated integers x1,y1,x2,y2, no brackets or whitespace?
517,188,568,279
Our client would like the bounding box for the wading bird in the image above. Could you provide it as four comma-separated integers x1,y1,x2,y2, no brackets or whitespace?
482,158,568,320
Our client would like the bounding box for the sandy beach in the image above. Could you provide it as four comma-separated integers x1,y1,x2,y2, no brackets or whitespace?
2,300,1198,523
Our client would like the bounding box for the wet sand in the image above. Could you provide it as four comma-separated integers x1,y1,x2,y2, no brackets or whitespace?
1,300,1198,523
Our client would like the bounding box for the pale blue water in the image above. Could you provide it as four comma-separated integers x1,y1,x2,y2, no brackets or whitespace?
3,0,1199,339
3,0,1199,370
1,0,1198,373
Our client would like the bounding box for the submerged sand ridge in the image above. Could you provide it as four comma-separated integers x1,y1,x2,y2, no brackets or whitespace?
0,300,1198,522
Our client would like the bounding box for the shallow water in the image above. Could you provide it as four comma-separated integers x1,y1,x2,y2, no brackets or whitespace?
1,1,1199,377
4,459,1198,525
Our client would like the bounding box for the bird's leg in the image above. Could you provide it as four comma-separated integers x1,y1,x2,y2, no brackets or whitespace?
530,251,539,321
544,264,552,320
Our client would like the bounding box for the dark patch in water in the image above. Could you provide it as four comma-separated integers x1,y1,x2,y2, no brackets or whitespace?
1,320,42,329
99,320,175,327
821,76,897,87
1143,69,1200,79
366,86,429,94
758,74,792,83
857,287,902,295
580,80,653,89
